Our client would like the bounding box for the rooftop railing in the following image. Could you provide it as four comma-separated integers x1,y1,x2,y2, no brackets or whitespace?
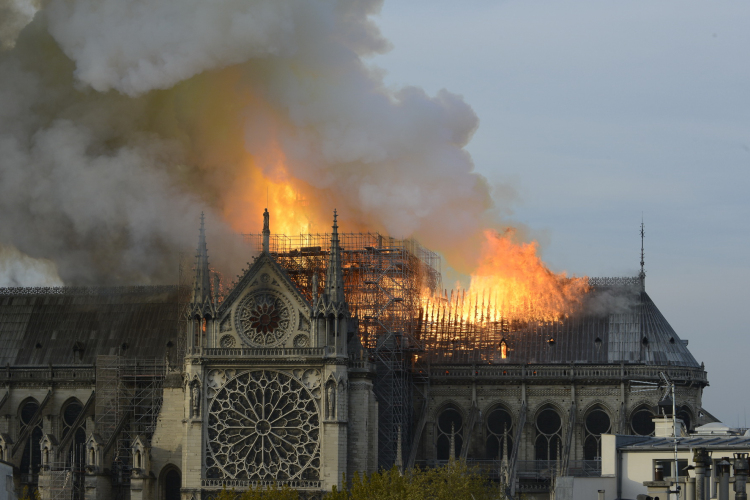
195,347,328,357
201,479,322,490
427,364,707,384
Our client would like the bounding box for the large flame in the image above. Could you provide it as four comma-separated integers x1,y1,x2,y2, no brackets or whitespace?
221,147,322,236
426,229,589,323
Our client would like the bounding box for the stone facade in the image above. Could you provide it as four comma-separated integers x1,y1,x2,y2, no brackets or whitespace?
0,212,714,500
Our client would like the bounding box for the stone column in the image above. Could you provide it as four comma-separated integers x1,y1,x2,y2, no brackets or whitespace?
347,375,374,479
181,360,204,500
321,365,348,491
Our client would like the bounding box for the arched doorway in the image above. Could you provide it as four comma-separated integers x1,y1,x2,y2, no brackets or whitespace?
161,465,181,500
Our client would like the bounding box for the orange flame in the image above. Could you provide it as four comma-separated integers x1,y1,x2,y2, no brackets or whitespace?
426,229,589,323
222,145,325,235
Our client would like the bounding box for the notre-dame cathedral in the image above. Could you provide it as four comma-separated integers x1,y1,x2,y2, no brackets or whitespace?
0,211,713,500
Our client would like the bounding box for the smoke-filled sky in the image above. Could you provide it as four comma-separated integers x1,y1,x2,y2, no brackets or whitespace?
0,0,501,286
0,0,747,422
370,0,750,425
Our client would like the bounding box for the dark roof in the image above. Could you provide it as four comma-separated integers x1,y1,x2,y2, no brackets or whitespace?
0,286,183,365
421,286,700,368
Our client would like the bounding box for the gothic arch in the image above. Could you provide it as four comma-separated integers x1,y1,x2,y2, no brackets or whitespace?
581,403,613,460
430,399,465,421
159,463,181,500
677,405,694,431
628,400,657,436
434,402,465,461
60,397,83,434
60,397,86,465
18,397,42,474
580,400,614,419
325,376,338,420
533,403,564,462
483,403,515,460
531,399,567,421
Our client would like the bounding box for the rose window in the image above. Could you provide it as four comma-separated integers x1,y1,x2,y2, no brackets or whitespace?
236,293,291,346
206,370,320,481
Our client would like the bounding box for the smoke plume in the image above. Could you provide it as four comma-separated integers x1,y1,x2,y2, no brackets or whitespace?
0,0,500,286
0,243,63,287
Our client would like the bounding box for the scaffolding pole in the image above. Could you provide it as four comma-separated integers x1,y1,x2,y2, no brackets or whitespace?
95,356,166,486
244,232,441,468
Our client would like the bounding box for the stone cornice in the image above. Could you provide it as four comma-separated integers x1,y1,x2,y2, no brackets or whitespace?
424,363,708,387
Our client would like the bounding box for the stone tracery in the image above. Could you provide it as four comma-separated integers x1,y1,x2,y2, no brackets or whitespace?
206,370,320,481
236,292,292,346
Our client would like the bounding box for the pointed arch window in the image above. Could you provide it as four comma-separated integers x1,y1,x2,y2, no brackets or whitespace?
535,407,562,463
583,406,611,460
631,405,655,436
61,399,87,467
677,406,692,431
20,399,43,479
485,406,513,460
436,405,463,461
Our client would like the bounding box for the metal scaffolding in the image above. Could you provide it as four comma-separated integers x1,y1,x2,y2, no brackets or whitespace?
95,356,166,485
244,232,441,468
46,463,75,500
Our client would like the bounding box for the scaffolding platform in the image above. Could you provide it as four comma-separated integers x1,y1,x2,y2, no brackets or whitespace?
244,232,441,468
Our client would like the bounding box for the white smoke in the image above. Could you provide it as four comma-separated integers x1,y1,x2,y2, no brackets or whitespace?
0,0,496,285
0,243,63,286
0,0,38,50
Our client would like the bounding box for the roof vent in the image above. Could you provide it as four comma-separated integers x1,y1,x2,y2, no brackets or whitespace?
669,337,675,344
35,342,42,349
121,342,129,351
166,341,174,348
594,337,602,347
547,338,556,346
642,337,649,346
73,341,85,352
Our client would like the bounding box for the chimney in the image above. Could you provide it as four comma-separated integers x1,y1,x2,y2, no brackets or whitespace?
734,453,749,500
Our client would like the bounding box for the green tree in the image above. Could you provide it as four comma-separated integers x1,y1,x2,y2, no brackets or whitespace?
239,482,299,500
216,485,237,500
325,462,506,500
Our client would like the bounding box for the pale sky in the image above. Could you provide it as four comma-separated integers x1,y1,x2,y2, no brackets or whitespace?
370,0,750,425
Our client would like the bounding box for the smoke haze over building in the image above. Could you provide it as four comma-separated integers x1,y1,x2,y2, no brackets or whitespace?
0,0,511,286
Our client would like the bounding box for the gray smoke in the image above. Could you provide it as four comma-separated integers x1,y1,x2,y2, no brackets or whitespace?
0,0,495,286
0,243,62,286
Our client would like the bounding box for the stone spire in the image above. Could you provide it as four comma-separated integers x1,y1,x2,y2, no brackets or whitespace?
639,219,646,291
500,423,510,484
395,425,403,474
324,210,345,304
449,422,456,462
262,208,270,253
502,423,509,464
192,212,212,306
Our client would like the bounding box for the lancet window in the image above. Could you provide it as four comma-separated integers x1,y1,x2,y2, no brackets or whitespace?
631,405,655,436
583,406,611,460
436,405,463,461
61,399,87,466
534,406,562,463
485,406,513,460
20,399,43,478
